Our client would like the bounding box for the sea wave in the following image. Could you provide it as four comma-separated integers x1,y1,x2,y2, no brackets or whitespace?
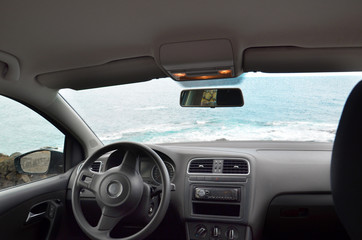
135,106,168,111
101,121,338,144
100,122,195,142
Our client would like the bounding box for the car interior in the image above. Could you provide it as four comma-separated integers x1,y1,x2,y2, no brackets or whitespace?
0,1,362,240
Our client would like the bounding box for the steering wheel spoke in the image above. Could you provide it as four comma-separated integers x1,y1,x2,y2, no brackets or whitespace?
97,207,123,232
119,150,139,172
78,169,101,193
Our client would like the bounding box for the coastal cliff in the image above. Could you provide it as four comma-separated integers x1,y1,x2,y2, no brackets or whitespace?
0,153,44,189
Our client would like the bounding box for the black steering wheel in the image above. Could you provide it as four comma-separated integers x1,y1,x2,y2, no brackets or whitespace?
71,142,171,240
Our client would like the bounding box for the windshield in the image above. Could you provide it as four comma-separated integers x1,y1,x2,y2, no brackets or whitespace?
60,72,362,144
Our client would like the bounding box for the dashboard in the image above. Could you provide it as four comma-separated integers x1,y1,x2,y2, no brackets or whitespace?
139,151,175,185
91,149,176,186
80,141,348,240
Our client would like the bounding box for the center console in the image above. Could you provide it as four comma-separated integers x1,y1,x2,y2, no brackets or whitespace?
184,158,252,240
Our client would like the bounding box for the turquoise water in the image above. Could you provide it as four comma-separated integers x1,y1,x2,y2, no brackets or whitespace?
60,73,362,145
0,73,360,155
0,96,65,155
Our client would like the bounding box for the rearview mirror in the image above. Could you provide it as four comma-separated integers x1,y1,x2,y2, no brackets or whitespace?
14,150,64,174
180,88,244,107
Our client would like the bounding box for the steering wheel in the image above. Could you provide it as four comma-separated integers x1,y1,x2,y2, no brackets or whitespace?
71,142,171,240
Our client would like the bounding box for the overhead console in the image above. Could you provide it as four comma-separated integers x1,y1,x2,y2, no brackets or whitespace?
159,39,237,81
184,158,252,240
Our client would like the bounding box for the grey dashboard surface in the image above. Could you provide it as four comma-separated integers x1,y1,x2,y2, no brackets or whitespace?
74,141,333,240
150,141,333,239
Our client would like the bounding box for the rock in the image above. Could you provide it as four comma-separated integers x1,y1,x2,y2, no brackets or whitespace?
21,175,31,183
0,180,15,188
7,159,15,172
0,153,9,161
0,162,8,174
0,152,54,190
5,171,16,181
0,153,22,188
10,152,21,158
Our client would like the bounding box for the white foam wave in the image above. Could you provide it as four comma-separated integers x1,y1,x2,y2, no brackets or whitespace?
100,121,338,144
101,132,123,141
135,106,168,111
99,122,194,141
148,121,337,143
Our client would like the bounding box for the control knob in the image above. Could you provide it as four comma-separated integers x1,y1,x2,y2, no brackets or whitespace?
195,225,207,239
212,226,221,237
227,228,238,240
195,188,206,198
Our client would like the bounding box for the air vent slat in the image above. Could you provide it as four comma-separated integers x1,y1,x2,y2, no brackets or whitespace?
222,159,249,174
188,159,213,173
91,161,102,172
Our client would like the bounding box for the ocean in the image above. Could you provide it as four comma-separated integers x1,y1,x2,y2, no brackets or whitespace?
61,73,362,145
1,73,361,155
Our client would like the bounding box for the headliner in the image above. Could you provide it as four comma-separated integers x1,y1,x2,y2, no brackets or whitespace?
0,0,362,82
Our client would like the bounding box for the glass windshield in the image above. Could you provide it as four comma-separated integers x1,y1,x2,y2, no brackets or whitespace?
60,72,362,144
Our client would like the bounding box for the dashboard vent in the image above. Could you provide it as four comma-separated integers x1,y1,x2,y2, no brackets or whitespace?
189,159,213,173
91,161,102,172
223,159,249,174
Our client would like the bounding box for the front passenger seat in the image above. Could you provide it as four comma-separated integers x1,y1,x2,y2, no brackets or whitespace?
331,81,362,240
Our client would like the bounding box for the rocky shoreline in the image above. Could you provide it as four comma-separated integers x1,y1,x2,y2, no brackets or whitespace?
0,153,33,189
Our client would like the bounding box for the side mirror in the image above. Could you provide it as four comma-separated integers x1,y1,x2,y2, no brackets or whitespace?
14,150,64,174
180,88,244,107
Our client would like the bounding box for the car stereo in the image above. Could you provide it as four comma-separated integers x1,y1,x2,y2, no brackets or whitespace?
193,187,240,202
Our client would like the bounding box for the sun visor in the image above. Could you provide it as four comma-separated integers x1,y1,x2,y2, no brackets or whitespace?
159,39,235,80
243,47,362,73
0,51,20,81
37,57,166,90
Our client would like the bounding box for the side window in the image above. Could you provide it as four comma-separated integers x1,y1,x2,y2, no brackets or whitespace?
0,96,65,190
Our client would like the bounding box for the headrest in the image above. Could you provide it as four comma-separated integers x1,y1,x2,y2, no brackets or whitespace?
331,80,362,239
